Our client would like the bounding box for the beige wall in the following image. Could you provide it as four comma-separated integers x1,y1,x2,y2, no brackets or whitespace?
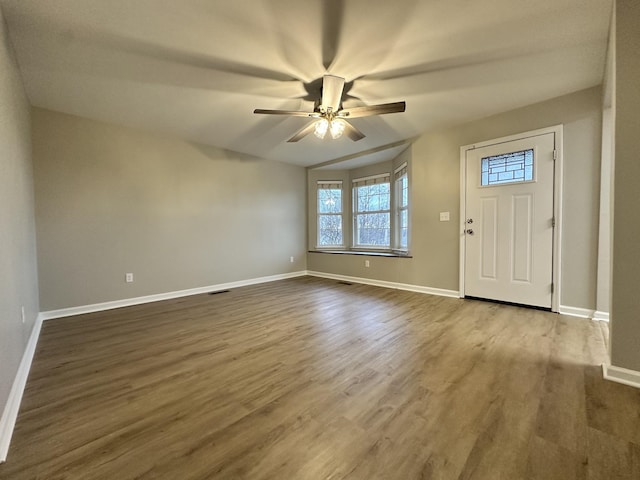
32,108,307,311
308,87,603,309
0,7,39,419
610,0,640,371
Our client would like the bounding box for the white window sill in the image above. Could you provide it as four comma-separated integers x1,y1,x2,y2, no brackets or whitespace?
309,250,412,258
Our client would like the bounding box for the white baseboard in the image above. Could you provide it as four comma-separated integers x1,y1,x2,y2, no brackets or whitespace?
0,314,43,463
602,363,640,389
40,271,308,321
559,306,610,322
306,271,460,298
592,310,610,322
559,305,595,319
2,271,307,462
10,273,607,463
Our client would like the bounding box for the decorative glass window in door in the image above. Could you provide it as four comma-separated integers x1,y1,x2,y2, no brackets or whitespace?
481,149,534,186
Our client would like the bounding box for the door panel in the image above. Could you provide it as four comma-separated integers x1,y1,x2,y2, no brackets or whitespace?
512,194,532,283
464,133,554,308
480,197,497,279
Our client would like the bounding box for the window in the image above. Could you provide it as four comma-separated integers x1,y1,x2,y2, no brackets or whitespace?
317,181,343,247
394,164,409,250
353,174,391,248
481,149,534,186
314,164,410,253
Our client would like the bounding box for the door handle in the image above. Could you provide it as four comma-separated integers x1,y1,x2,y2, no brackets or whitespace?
466,229,474,235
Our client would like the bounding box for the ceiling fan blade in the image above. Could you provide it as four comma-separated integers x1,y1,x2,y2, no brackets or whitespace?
343,121,366,142
321,75,345,112
254,109,317,117
287,122,318,143
339,101,406,119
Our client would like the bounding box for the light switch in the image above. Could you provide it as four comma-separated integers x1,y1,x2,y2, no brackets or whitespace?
439,212,450,222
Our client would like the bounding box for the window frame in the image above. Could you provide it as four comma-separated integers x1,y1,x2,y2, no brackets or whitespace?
394,163,409,252
313,164,411,255
316,181,345,249
352,174,392,250
480,148,535,187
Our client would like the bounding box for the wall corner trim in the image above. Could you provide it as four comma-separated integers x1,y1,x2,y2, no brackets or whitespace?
602,364,640,390
40,271,308,321
307,271,460,298
592,310,610,322
0,314,44,463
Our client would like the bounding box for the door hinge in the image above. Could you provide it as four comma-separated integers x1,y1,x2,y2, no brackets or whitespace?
551,217,556,228
553,149,557,161
551,282,554,294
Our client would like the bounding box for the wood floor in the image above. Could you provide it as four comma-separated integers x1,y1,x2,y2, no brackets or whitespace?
1,277,639,479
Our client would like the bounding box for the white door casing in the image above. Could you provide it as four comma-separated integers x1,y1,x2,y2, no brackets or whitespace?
460,127,562,310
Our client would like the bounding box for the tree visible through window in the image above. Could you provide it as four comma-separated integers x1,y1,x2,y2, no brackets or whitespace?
353,175,391,248
315,167,410,253
317,182,343,247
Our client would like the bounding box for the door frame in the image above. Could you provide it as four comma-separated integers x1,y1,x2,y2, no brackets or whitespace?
459,125,564,313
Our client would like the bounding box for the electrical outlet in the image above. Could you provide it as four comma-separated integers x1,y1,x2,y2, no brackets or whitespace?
365,260,370,268
290,256,294,263
21,306,25,324
125,273,134,283
439,211,450,221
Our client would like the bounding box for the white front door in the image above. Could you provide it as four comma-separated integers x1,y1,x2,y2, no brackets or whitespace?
463,132,555,308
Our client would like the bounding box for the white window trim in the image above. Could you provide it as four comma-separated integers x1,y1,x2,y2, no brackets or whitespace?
314,166,411,254
352,176,392,249
394,163,409,252
316,181,344,249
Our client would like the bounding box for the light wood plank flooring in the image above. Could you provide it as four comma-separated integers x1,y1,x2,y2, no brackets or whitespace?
1,276,639,479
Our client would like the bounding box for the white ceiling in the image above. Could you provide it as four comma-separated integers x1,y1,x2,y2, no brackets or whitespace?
1,0,612,168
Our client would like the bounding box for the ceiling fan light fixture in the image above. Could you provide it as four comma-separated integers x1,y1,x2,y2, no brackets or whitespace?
329,119,346,139
254,74,406,143
314,118,329,139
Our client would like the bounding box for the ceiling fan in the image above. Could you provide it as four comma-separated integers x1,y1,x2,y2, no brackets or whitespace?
254,75,406,143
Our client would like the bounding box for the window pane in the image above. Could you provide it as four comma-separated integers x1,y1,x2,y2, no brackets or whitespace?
400,210,408,249
380,192,390,210
356,183,390,212
318,188,342,214
399,175,408,207
318,214,342,246
480,149,534,186
354,180,392,247
356,213,390,246
368,193,380,211
355,188,362,210
355,186,368,212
